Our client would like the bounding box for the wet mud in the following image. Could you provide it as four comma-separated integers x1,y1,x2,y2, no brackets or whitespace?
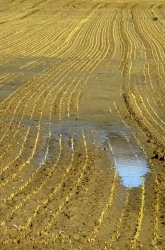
0,0,165,249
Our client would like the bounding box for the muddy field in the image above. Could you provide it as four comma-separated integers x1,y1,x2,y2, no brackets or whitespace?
0,0,165,249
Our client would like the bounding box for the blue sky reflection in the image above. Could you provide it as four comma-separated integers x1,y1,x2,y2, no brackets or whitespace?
116,157,150,188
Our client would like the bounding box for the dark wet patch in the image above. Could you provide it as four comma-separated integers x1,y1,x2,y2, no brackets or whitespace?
14,117,151,188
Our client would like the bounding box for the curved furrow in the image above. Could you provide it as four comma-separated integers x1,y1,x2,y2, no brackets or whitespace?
125,109,161,247
0,73,23,89
146,97,165,126
0,11,65,56
83,9,114,60
60,13,112,116
24,8,97,58
123,80,165,150
109,189,130,244
2,101,61,203
0,60,80,186
114,103,145,248
85,10,113,60
0,73,15,88
0,60,68,116
1,55,100,199
0,134,62,230
0,57,14,66
135,6,160,60
115,102,149,154
117,5,137,77
147,63,165,107
0,72,90,224
0,65,49,115
25,60,46,71
157,3,165,28
1,63,76,204
90,141,118,238
86,101,148,247
142,65,165,120
75,14,117,117
0,61,65,143
130,5,147,60
133,5,156,60
60,10,116,119
67,78,86,118
42,60,92,120
74,26,113,117
19,60,38,70
58,77,77,119
47,7,102,58
28,10,88,57
0,73,8,84
36,133,111,239
68,11,106,59
17,132,87,233
117,10,128,74
143,9,165,60
0,135,83,244
130,179,145,249
154,4,165,28
138,67,165,128
1,2,165,249
109,9,121,61
158,63,165,89
0,12,45,47
44,14,103,114
138,5,159,58
0,59,109,239
122,58,164,246
114,103,156,248
147,5,165,55
125,3,147,61
0,61,72,156
123,4,135,60
134,86,165,139
123,6,136,61
61,10,101,59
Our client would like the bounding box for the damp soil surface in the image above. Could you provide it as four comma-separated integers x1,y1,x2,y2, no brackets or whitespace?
0,0,165,249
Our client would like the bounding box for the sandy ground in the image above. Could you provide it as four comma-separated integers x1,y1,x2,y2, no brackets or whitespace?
0,0,165,249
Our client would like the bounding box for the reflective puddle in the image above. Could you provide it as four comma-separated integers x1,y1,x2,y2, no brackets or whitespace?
48,119,150,188
51,119,150,188
11,117,150,188
107,132,150,188
116,156,149,188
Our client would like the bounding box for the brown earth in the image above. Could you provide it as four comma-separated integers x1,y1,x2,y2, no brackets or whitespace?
0,0,165,249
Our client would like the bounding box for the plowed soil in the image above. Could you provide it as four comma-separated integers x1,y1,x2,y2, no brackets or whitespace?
0,0,165,249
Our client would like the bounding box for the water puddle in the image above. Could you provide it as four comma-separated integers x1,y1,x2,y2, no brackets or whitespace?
107,131,150,188
9,117,150,188
116,155,149,188
49,119,150,188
